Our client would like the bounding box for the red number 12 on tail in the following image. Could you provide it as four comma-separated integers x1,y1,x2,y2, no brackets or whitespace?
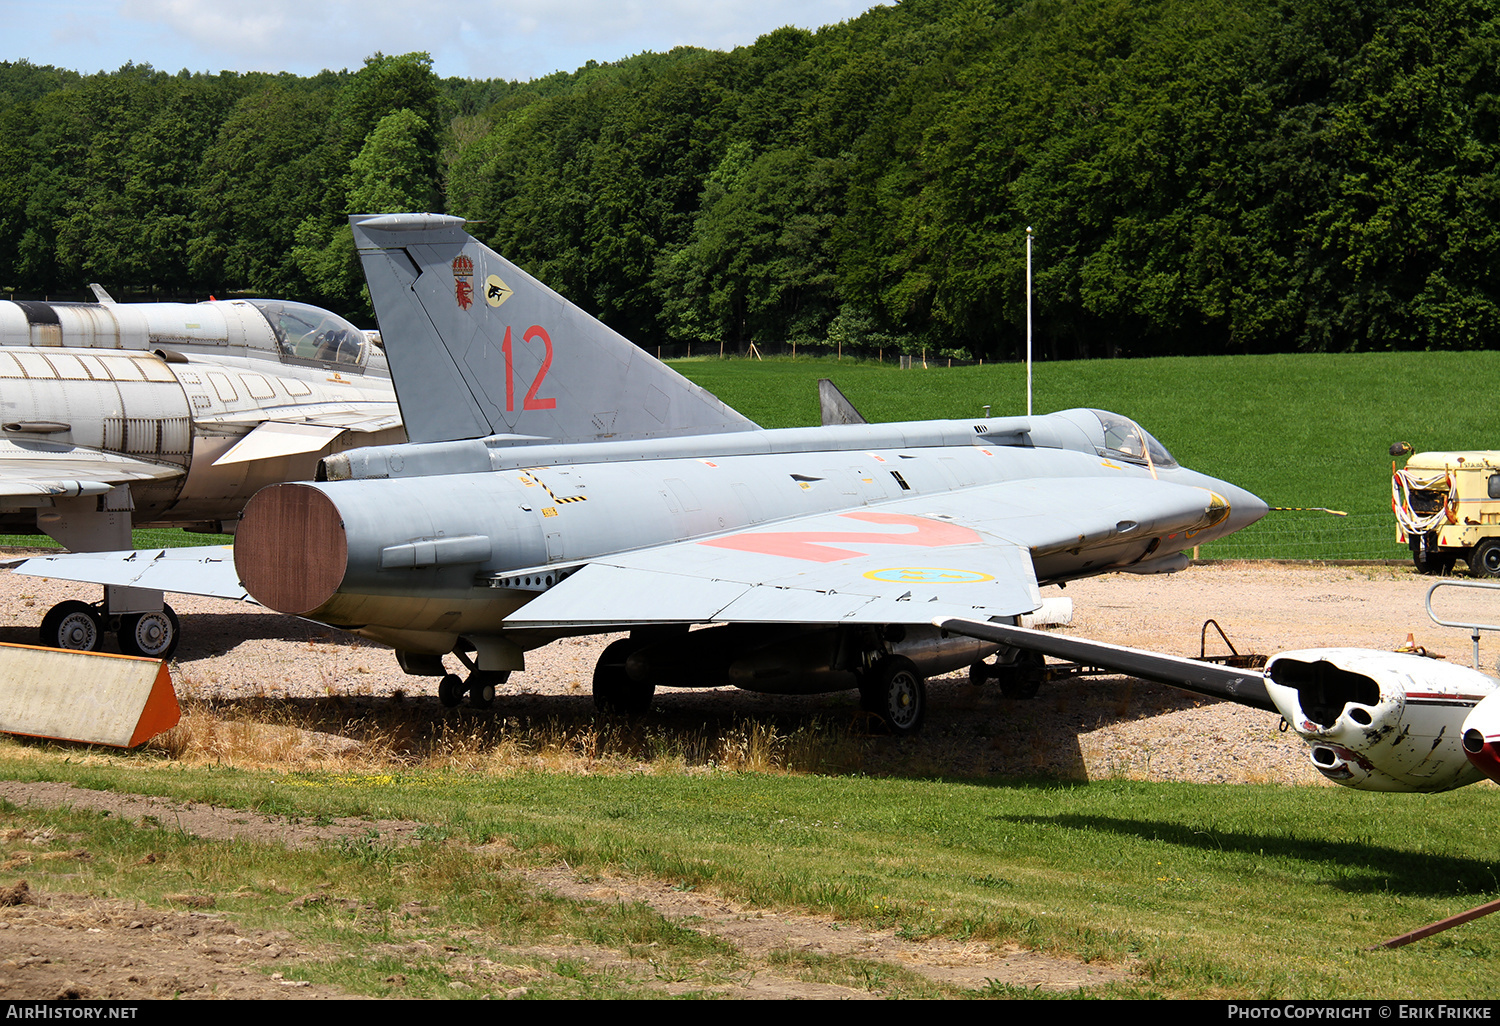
502,325,556,411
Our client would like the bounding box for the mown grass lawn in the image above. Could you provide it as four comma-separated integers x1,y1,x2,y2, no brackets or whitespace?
3,744,1496,999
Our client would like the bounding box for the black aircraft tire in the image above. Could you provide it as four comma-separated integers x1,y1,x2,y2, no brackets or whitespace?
117,604,180,660
1472,539,1500,578
995,650,1046,700
40,601,103,652
437,673,464,708
968,659,992,687
467,670,507,710
593,639,655,715
860,656,926,736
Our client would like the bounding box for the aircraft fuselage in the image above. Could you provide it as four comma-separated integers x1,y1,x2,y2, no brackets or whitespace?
0,345,401,532
235,409,1264,665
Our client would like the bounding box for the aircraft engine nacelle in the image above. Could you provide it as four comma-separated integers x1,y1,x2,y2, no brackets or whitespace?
1264,649,1500,792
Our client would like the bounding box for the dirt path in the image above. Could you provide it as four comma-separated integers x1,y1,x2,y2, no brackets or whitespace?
0,780,1123,998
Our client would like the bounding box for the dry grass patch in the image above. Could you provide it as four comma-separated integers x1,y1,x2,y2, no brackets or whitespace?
144,699,870,778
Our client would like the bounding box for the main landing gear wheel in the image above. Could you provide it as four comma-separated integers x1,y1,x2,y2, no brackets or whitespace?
1471,539,1500,578
593,638,655,715
117,604,180,659
994,649,1046,700
39,601,104,652
860,655,926,736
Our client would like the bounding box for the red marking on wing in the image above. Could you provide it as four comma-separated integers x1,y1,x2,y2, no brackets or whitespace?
701,512,980,563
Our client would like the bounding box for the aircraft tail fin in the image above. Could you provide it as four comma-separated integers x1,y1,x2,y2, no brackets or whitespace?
818,379,867,426
350,213,759,445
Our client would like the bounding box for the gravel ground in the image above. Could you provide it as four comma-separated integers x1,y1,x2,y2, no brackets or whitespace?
7,557,1497,786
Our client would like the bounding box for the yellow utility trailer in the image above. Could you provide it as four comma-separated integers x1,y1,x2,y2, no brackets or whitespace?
1393,451,1500,575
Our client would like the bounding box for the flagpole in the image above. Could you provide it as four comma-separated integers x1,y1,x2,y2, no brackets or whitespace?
1026,226,1033,418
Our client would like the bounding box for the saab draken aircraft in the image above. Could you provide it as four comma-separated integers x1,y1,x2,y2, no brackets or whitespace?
13,214,1272,730
935,616,1500,791
0,290,402,657
117,210,1260,734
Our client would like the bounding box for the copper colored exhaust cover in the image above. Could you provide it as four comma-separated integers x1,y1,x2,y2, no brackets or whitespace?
234,484,348,615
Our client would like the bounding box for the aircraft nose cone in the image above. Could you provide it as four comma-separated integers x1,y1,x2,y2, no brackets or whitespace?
234,483,348,614
1218,481,1269,536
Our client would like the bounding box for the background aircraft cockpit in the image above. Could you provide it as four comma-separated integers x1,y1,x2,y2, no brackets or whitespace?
246,300,368,369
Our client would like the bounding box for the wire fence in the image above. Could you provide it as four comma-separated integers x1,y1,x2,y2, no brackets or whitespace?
1193,512,1406,562
652,341,985,366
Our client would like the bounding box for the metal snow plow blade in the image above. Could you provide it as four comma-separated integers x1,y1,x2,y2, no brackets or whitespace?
0,644,178,748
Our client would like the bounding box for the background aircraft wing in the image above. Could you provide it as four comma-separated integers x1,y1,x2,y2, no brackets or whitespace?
502,475,1225,629
0,439,182,500
4,545,250,602
198,402,402,433
200,403,404,465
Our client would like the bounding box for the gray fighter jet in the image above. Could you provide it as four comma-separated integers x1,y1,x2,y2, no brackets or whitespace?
0,291,402,656
200,212,1264,732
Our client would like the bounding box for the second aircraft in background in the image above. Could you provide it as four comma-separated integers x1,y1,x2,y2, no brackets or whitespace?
0,289,403,656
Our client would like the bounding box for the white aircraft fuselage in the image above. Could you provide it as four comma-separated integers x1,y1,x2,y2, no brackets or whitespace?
0,294,403,656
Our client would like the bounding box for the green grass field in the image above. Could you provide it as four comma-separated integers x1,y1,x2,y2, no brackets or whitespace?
3,745,1497,999
673,351,1493,561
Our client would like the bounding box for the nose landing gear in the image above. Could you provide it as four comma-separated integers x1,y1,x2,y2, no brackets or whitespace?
437,669,509,709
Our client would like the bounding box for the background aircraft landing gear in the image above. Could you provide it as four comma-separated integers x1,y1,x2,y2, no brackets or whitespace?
39,600,104,651
437,673,464,708
593,638,655,715
859,655,926,736
467,670,506,709
39,597,181,659
117,604,180,659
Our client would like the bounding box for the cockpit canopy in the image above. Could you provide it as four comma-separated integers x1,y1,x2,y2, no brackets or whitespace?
1089,410,1179,469
246,300,367,369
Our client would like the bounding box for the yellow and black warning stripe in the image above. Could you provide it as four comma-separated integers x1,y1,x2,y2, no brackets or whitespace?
519,471,588,505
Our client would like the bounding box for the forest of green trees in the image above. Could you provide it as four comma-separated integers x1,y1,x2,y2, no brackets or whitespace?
1,0,1497,361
